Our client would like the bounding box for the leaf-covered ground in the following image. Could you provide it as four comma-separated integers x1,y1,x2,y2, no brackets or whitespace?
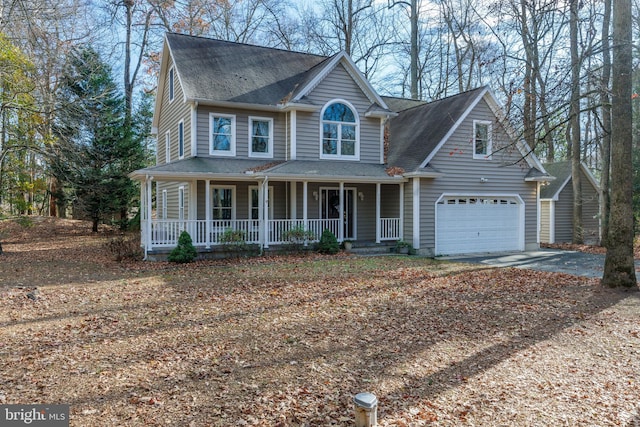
1,217,639,426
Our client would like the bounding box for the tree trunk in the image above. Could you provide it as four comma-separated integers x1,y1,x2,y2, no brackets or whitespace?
602,0,637,289
569,0,583,244
600,0,612,247
410,0,418,99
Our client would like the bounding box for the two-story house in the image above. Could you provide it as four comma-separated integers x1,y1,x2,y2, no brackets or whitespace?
129,33,551,259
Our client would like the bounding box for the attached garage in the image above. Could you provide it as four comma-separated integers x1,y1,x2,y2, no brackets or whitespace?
435,195,524,255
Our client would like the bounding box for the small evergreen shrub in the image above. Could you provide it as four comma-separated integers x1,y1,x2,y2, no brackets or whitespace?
318,229,340,254
168,231,197,263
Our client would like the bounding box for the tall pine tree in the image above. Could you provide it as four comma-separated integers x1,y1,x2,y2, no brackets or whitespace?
53,47,146,232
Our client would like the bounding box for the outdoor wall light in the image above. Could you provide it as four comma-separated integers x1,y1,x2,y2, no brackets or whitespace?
358,192,365,201
313,191,318,200
480,177,488,183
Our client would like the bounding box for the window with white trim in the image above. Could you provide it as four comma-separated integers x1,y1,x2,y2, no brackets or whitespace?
249,116,273,158
178,120,184,159
165,130,171,163
473,120,492,159
321,100,359,159
178,186,185,220
210,113,236,156
169,67,175,102
212,186,235,220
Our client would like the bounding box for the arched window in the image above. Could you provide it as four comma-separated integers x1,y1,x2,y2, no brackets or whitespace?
321,101,358,159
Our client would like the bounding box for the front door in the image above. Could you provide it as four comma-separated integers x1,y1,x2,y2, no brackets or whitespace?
321,188,355,240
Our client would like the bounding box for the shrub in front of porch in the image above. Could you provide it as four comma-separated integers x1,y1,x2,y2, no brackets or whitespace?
168,231,197,263
281,225,316,252
318,229,340,254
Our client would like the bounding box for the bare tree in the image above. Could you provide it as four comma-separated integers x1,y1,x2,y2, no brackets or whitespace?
601,0,637,288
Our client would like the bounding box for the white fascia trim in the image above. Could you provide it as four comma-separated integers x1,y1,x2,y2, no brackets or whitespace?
551,175,572,201
419,87,489,168
580,163,601,191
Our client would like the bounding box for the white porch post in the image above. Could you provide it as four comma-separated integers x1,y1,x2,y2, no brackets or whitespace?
399,182,404,241
205,179,211,248
189,182,197,241
412,179,420,249
262,177,269,248
339,181,344,242
303,181,308,240
290,181,297,219
375,183,381,243
146,177,153,254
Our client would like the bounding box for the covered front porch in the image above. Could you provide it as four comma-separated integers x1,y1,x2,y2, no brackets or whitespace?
132,159,407,257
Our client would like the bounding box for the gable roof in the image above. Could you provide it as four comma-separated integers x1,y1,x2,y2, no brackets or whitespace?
387,87,488,172
541,161,600,200
386,86,548,176
165,33,329,106
152,33,393,132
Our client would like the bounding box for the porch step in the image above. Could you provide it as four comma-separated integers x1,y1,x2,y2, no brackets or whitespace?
346,241,396,255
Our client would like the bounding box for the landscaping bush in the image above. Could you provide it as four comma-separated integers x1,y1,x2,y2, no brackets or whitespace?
220,228,247,251
281,225,315,252
318,229,340,254
168,231,197,263
105,234,142,261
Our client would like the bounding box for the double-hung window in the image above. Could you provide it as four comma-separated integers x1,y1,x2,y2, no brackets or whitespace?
249,186,274,220
473,120,492,159
212,186,235,220
210,113,236,156
249,116,273,158
321,100,359,160
178,186,185,220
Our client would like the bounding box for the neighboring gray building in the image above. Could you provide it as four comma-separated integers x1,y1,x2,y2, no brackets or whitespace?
539,161,601,244
130,33,552,258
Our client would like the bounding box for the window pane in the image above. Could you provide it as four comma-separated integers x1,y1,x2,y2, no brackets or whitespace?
214,117,231,134
213,135,230,151
252,120,269,136
342,140,355,156
323,102,355,122
323,123,338,154
342,125,356,141
252,137,268,153
475,124,488,155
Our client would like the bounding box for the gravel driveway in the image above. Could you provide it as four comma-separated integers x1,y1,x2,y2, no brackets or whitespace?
441,248,640,279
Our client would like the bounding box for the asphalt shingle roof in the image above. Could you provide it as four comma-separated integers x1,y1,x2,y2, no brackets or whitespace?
540,161,572,198
386,87,487,172
167,33,330,106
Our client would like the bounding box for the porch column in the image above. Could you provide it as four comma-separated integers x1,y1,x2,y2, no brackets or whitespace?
290,181,297,219
412,179,420,249
399,182,404,241
262,178,270,248
339,181,344,242
205,180,211,249
189,182,197,241
146,177,153,254
376,183,381,243
303,181,308,246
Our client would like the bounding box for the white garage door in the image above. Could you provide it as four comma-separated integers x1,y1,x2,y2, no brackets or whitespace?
436,196,522,255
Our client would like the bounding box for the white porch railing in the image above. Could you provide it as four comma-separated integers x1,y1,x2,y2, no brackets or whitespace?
147,217,400,248
380,218,401,241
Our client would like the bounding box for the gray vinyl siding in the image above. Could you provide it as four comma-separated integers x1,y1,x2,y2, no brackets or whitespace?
196,106,286,159
420,99,539,252
555,185,574,243
157,181,190,219
296,63,382,163
553,170,600,243
540,200,551,243
157,56,192,164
